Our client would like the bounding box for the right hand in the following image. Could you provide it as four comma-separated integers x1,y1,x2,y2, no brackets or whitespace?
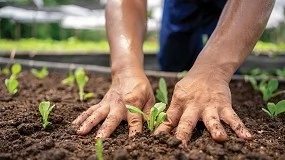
72,69,155,138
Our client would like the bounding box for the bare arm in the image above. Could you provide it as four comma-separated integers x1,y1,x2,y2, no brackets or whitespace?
193,0,275,80
155,0,275,144
73,0,155,138
106,0,147,76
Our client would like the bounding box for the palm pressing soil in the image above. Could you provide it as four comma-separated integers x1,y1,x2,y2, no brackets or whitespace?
0,71,285,160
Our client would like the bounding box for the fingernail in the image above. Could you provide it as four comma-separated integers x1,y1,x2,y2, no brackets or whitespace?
96,132,103,139
246,132,252,138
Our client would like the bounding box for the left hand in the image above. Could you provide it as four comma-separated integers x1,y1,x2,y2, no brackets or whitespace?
154,65,253,145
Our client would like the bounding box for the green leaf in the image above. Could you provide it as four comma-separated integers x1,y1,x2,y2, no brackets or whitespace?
5,78,19,94
267,102,276,116
84,92,94,100
275,100,285,116
245,76,258,91
149,107,158,131
262,108,273,118
126,105,148,121
2,68,10,75
155,78,168,104
11,63,22,79
75,68,88,101
154,102,166,114
31,67,49,79
95,139,104,160
39,101,54,129
155,112,166,129
268,79,278,92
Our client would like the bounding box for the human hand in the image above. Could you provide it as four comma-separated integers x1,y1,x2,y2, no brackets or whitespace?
72,70,155,138
155,65,253,145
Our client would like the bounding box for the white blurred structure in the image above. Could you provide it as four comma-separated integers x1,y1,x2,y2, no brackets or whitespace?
0,0,284,30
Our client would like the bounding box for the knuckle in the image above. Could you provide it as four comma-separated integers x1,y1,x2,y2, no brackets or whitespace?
128,117,141,127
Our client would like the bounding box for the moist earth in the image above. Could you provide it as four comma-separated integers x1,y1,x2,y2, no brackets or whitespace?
0,72,285,160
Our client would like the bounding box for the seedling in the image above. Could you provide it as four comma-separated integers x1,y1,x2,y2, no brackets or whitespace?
75,68,94,101
39,101,54,129
1,67,10,75
126,102,167,131
10,63,22,79
5,78,19,94
275,67,285,78
95,139,104,160
31,67,48,79
262,100,285,118
246,68,271,77
155,78,168,104
246,76,285,102
61,71,75,87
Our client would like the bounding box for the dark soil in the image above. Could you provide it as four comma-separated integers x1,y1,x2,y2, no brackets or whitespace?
0,71,285,160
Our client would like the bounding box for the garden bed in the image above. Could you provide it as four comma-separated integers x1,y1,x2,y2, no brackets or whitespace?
0,71,285,160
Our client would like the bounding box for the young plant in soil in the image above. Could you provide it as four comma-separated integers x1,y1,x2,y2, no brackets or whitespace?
1,67,10,75
75,68,94,101
275,67,285,78
4,63,22,94
126,102,167,131
5,78,19,94
156,78,168,104
262,100,285,118
61,70,75,87
31,67,49,79
39,101,55,129
246,76,285,102
95,139,104,160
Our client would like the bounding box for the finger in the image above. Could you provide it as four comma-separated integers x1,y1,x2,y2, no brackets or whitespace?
72,104,101,126
95,110,123,139
154,101,183,134
77,105,109,135
220,107,253,140
174,107,199,145
127,111,143,136
202,108,227,142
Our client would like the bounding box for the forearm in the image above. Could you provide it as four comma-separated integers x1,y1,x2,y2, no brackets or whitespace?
106,0,147,76
192,0,275,81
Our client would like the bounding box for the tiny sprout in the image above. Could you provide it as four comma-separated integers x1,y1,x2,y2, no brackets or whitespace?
31,67,49,79
2,67,10,75
262,100,285,118
61,71,75,87
126,102,167,131
5,78,19,94
75,68,94,101
39,101,54,129
95,139,104,160
155,78,168,104
245,76,285,102
10,63,22,79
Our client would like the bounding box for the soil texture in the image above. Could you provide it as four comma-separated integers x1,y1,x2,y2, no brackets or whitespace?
0,71,285,160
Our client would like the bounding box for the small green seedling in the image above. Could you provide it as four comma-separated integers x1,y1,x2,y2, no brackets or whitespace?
247,68,271,77
5,78,19,94
61,71,75,87
95,139,104,160
155,78,168,104
126,102,167,131
39,101,54,129
31,67,49,79
275,67,285,78
1,67,10,75
10,63,22,79
262,100,285,118
75,68,94,101
246,76,285,102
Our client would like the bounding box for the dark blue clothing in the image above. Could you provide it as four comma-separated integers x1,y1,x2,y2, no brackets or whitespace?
158,0,227,72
